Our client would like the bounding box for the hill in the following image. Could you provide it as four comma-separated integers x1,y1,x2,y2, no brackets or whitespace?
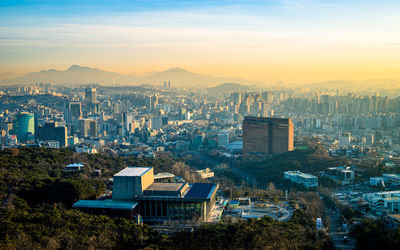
206,82,255,95
0,65,252,88
0,147,332,249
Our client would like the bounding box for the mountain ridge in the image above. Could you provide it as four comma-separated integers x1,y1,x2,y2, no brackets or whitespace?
0,65,252,87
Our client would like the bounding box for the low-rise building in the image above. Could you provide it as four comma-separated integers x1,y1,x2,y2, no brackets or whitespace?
284,171,318,188
195,168,214,179
363,191,400,213
326,166,355,185
383,173,400,186
370,177,384,186
65,163,84,171
73,166,219,223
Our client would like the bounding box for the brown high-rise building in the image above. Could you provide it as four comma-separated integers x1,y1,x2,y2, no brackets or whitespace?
242,116,293,155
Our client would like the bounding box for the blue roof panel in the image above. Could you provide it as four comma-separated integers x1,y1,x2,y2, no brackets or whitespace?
184,183,217,199
72,200,137,210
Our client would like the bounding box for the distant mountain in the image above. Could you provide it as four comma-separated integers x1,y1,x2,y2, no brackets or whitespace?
0,72,23,81
206,82,255,95
0,65,251,87
0,65,133,85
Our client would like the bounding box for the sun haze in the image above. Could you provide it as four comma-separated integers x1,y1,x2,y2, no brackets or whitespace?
1,0,400,83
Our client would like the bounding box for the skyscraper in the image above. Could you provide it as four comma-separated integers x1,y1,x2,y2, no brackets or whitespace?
242,116,293,155
15,113,35,142
69,102,82,119
79,119,97,138
85,88,97,104
36,122,68,147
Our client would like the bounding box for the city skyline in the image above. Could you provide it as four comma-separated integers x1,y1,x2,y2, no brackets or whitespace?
2,0,400,83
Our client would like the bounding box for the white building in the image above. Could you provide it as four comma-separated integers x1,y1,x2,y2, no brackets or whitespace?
284,171,318,188
363,191,400,213
196,168,214,179
65,163,84,171
370,177,384,186
383,173,400,186
339,132,351,147
326,166,355,185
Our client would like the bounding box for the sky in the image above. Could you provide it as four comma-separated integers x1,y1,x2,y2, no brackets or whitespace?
1,0,400,83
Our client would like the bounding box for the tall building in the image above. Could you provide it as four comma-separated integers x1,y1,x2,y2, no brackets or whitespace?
242,116,293,155
79,119,97,138
85,88,97,104
15,112,35,142
64,102,82,124
145,95,158,113
69,102,82,119
36,122,68,147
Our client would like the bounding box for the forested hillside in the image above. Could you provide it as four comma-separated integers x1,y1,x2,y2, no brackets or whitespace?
0,148,333,249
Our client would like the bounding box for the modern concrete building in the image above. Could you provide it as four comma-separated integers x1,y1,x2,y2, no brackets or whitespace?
242,116,293,155
112,167,154,199
85,87,97,104
195,168,214,179
363,191,400,213
370,177,384,186
73,166,219,223
284,171,318,188
325,166,355,185
383,173,400,186
79,118,97,138
36,122,68,147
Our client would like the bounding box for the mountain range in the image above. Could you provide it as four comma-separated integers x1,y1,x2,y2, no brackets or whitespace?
0,65,252,88
2,65,399,90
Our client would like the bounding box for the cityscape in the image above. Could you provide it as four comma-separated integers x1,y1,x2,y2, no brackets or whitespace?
1,1,400,249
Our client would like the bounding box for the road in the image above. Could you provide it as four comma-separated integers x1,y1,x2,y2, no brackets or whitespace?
322,196,356,249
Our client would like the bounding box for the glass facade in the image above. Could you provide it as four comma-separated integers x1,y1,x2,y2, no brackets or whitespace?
16,113,35,142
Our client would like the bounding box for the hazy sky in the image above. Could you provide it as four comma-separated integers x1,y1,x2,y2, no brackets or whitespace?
1,0,400,83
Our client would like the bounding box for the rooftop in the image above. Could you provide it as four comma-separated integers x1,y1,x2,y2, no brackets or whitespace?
115,167,152,177
72,200,138,210
285,171,317,179
143,182,188,197
66,163,84,168
146,182,185,192
383,173,400,178
185,183,218,200
154,172,175,179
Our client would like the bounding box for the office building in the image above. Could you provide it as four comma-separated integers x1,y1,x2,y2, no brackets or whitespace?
73,166,219,223
15,112,35,142
85,87,97,104
145,95,158,113
363,191,400,213
242,116,293,155
339,132,351,147
69,102,82,120
36,122,68,147
383,173,400,186
325,166,355,185
79,119,97,138
284,171,318,188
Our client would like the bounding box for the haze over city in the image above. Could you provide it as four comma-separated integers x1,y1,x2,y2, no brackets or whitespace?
1,0,400,84
2,1,400,249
